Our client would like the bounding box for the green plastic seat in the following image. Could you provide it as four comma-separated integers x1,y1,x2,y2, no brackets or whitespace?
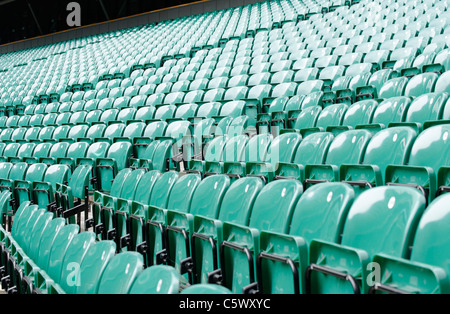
46,221,81,272
268,95,305,131
40,142,70,166
0,162,28,219
125,170,161,256
77,142,110,170
356,69,396,100
149,139,175,172
184,90,205,103
91,168,133,238
84,120,104,137
222,115,249,138
113,122,145,144
165,173,201,214
133,105,155,122
187,135,227,175
124,174,173,253
25,143,53,164
153,105,176,121
21,209,55,262
24,127,42,142
141,121,168,140
129,265,185,294
212,117,233,138
293,68,319,84
33,224,79,294
204,135,249,176
37,126,55,142
404,72,439,98
182,118,216,165
12,163,48,209
3,206,49,292
256,182,355,294
393,92,449,131
125,170,161,211
52,125,72,142
75,240,116,294
262,82,297,113
0,162,13,180
246,132,302,183
51,232,97,294
256,96,289,134
301,104,348,137
241,84,272,123
202,88,226,104
162,120,192,170
10,129,29,145
304,129,372,189
105,173,156,246
100,123,126,143
195,103,222,118
100,169,146,244
216,179,303,293
53,163,91,224
181,284,232,294
164,120,191,141
385,124,450,205
174,104,198,120
363,50,391,72
340,127,417,196
378,77,409,99
5,116,19,128
0,193,12,227
12,143,38,163
247,73,271,87
296,80,324,96
307,186,426,294
56,142,90,171
275,132,334,181
319,65,345,91
132,121,167,161
217,101,248,126
222,86,249,103
162,175,230,283
327,100,379,135
360,96,411,132
135,171,179,266
0,143,20,163
29,217,65,272
69,111,87,125
0,129,13,143
372,193,450,294
217,133,272,180
97,252,144,294
2,202,33,253
94,142,133,193
14,211,54,293
55,112,73,125
291,106,322,131
191,177,264,284
434,71,450,93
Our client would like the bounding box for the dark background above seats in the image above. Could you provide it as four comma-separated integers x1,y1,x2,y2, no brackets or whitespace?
0,0,199,45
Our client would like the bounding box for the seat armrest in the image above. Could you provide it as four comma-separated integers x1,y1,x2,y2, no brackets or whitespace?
307,239,370,294
371,253,449,294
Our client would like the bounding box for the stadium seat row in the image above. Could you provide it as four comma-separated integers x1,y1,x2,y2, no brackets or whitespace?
185,124,449,203
0,202,232,294
7,172,450,294
91,168,450,294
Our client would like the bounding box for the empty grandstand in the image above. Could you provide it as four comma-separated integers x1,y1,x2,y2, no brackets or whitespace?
0,0,449,296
